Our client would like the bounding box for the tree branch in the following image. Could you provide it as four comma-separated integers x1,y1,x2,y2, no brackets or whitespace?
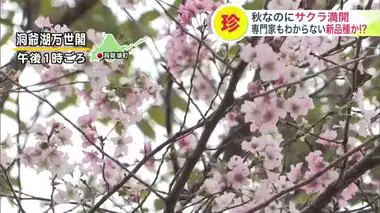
0,0,99,111
54,0,99,26
163,38,259,212
245,134,380,212
301,146,380,213
0,165,26,213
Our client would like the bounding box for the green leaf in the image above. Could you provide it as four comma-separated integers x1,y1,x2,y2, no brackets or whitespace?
2,109,27,129
137,119,156,139
48,95,77,116
168,0,182,15
371,164,380,177
108,71,124,89
140,189,150,200
0,18,14,26
243,0,264,9
117,187,128,196
306,104,323,124
71,2,118,35
159,73,168,87
115,124,124,135
228,45,240,58
2,109,17,119
9,0,25,4
154,199,165,211
283,139,310,168
98,117,111,125
0,12,15,46
172,91,188,112
40,0,54,16
294,191,317,205
148,106,166,127
139,10,160,25
187,170,202,189
118,20,157,46
124,55,134,76
5,97,17,105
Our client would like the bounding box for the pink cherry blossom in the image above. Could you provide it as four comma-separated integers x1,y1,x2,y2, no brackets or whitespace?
85,62,111,90
258,105,280,131
356,110,378,137
144,141,155,171
44,148,72,177
178,4,195,25
87,29,105,45
203,171,224,194
53,189,69,204
111,134,132,157
212,192,235,212
287,162,303,183
336,183,358,207
251,43,283,81
264,201,283,213
57,79,73,97
193,72,215,102
230,197,255,213
305,150,325,172
254,179,273,202
32,123,47,141
318,169,339,188
241,136,265,154
2,3,379,212
82,128,97,148
165,30,209,77
225,111,238,127
226,166,249,189
317,130,338,146
0,150,12,167
50,126,72,146
240,44,257,62
285,96,314,118
294,83,311,98
261,145,283,170
52,24,70,33
126,179,147,202
276,175,294,192
227,155,247,169
76,90,92,106
301,171,325,193
247,81,262,95
260,59,285,82
336,137,363,161
103,159,123,186
39,65,64,83
34,16,53,29
240,100,258,121
19,147,43,168
177,134,197,154
78,113,97,128
82,151,101,173
53,183,81,204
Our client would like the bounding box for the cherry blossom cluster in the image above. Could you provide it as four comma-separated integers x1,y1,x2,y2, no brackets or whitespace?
2,0,380,212
7,15,163,206
21,120,72,177
164,0,224,102
0,135,14,168
212,21,377,213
